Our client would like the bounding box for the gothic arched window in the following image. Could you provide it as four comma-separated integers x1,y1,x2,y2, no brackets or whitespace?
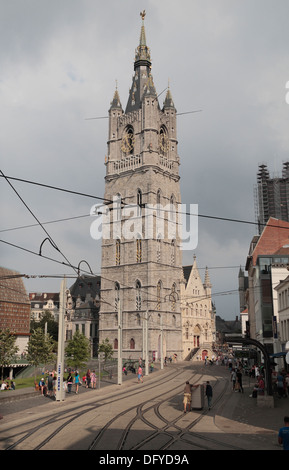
171,283,177,311
121,126,135,155
169,194,176,222
157,189,161,218
157,280,162,311
136,280,141,311
157,235,161,263
137,189,142,217
115,193,122,221
116,239,120,265
114,282,120,311
171,239,176,265
130,338,135,349
136,237,142,263
159,126,169,155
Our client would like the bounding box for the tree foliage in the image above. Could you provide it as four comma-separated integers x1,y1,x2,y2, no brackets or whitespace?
0,329,19,380
26,328,55,375
30,311,58,341
98,337,113,361
65,330,91,370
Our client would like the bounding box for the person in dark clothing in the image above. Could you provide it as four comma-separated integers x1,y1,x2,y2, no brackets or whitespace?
236,369,244,393
205,381,213,409
67,371,73,393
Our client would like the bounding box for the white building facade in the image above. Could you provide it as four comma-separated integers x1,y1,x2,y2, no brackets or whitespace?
181,256,215,360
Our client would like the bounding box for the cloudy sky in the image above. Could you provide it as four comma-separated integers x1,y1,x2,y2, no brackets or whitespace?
1,0,289,320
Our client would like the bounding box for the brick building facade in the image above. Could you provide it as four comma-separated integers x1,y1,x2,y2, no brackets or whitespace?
0,267,30,354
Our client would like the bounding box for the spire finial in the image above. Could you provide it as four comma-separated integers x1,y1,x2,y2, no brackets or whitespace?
140,10,146,21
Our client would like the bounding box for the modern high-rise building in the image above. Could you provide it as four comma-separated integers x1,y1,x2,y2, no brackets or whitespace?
255,161,289,234
98,12,183,360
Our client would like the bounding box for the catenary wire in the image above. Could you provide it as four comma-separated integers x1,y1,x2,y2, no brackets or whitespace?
1,173,288,230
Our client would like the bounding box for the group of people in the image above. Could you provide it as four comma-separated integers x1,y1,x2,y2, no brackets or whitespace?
37,372,56,397
36,369,98,397
65,369,98,393
230,367,244,393
1,380,15,391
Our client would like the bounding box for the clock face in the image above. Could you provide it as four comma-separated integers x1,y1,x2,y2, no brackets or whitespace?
159,132,169,153
121,130,135,154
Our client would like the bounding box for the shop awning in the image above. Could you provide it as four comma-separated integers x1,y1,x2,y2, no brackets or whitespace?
269,352,286,358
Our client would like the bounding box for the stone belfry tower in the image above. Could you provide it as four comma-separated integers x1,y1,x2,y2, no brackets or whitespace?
99,11,183,360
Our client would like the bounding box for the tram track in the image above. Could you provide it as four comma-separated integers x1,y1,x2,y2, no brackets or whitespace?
3,364,247,451
3,365,184,450
121,373,245,451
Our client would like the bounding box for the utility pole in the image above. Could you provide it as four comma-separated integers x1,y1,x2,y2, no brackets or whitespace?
56,276,66,401
145,310,149,376
117,299,122,385
160,314,163,370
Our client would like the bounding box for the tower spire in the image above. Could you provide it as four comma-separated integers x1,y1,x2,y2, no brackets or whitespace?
125,11,157,113
204,266,212,288
139,10,147,46
163,80,175,110
110,80,122,110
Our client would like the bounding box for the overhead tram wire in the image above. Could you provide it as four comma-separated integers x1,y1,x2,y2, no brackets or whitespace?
0,170,96,282
0,239,95,276
0,237,244,279
1,174,288,231
0,214,90,233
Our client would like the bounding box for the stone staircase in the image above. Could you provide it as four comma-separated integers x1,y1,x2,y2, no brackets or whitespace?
188,345,215,362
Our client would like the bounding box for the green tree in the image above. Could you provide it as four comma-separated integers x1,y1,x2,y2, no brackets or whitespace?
30,311,58,341
0,329,19,380
26,327,54,378
98,337,113,361
65,330,91,370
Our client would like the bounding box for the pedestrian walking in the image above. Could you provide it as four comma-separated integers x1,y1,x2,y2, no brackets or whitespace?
205,381,213,410
74,371,80,394
236,369,244,393
91,370,97,388
231,369,237,391
137,366,143,383
183,381,192,413
278,416,289,450
86,369,91,388
47,372,54,398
